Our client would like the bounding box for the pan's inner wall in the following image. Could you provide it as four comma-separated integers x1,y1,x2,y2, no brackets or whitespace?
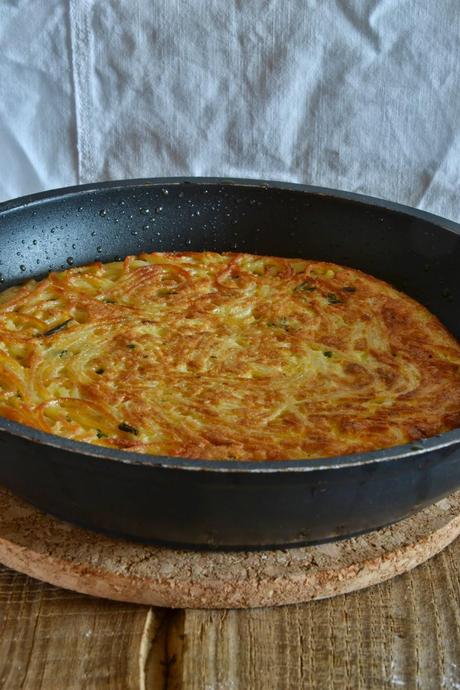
0,182,459,338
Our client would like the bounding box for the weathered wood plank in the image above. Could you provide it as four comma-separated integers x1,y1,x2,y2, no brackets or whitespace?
178,539,460,690
0,569,154,690
0,541,459,689
143,609,185,690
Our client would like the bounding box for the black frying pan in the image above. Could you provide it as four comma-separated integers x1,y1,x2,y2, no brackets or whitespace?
0,178,459,549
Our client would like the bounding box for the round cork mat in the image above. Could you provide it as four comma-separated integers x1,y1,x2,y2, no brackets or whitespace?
0,486,459,609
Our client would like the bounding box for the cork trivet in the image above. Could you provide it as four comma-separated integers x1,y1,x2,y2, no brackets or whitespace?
0,486,459,609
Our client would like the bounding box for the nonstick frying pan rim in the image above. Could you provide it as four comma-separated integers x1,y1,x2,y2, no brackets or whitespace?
0,176,459,474
2,176,460,234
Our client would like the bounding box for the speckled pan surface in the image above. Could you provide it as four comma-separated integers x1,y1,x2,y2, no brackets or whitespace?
0,178,460,548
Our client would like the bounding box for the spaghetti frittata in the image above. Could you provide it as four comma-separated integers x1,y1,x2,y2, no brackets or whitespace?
0,251,459,460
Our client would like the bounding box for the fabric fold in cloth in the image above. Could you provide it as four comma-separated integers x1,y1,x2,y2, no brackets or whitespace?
0,0,77,201
1,0,460,223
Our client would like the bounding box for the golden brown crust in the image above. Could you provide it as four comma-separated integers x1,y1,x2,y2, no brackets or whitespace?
0,251,459,461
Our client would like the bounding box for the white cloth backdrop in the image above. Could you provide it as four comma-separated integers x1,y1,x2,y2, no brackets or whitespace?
0,0,460,221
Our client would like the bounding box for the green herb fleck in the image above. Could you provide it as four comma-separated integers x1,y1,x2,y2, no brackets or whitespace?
118,422,138,435
127,343,136,349
104,299,116,304
157,288,178,296
42,319,72,337
323,351,333,358
58,350,68,358
326,293,343,304
96,429,108,439
95,367,105,375
294,281,316,293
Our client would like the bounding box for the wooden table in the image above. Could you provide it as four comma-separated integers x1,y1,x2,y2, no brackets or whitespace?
0,537,459,689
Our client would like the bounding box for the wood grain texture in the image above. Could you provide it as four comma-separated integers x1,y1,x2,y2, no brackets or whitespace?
0,569,153,689
0,539,459,689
